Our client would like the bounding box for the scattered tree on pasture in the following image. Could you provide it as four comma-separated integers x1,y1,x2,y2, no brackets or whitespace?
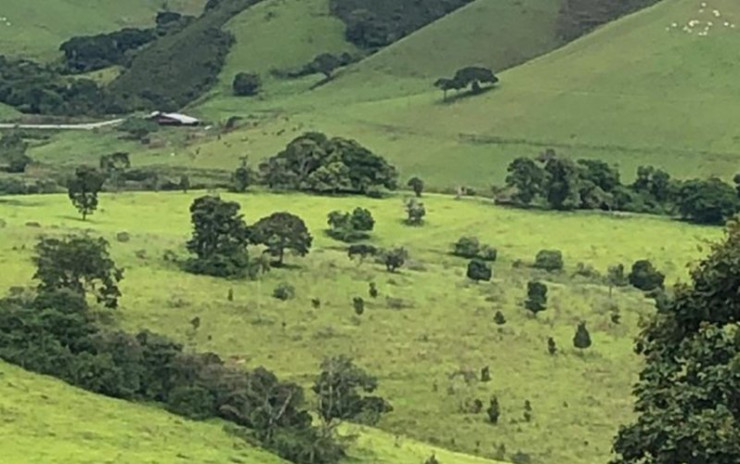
184,196,250,277
313,355,391,428
381,247,408,272
627,259,665,291
525,281,548,315
353,297,365,315
67,166,106,220
547,337,557,355
481,366,491,382
33,235,123,309
486,396,501,424
232,157,251,192
310,53,342,79
533,249,564,272
523,400,533,422
250,212,312,266
572,322,592,352
348,244,378,263
327,207,375,241
407,176,424,197
453,236,480,258
467,259,492,283
612,219,740,464
404,197,426,225
0,132,31,173
232,72,261,96
368,282,378,298
494,311,506,325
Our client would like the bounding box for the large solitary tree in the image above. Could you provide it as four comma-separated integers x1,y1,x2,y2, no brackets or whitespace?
612,219,740,464
68,166,106,220
250,212,312,266
33,235,124,309
185,196,250,277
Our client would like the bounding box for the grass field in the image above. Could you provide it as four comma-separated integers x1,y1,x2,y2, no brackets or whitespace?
0,190,721,464
0,0,205,60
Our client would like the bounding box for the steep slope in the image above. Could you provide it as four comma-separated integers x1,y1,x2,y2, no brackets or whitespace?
0,361,288,464
0,0,205,60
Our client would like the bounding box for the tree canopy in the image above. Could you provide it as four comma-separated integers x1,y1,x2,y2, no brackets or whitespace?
250,212,313,266
67,166,106,220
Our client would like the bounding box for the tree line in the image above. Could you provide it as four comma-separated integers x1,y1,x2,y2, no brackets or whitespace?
501,151,740,225
0,233,391,464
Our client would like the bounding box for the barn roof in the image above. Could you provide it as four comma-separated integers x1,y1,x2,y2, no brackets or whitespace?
148,111,200,125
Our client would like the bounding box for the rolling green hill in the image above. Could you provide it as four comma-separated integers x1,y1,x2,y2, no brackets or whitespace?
0,0,205,60
0,190,719,464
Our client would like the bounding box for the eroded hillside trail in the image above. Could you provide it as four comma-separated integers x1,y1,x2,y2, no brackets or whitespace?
0,119,124,130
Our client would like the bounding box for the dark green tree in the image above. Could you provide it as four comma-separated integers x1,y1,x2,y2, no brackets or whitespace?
184,196,250,277
381,247,408,272
68,166,106,220
572,322,592,352
486,396,500,424
543,157,582,210
251,212,312,266
99,152,130,191
433,77,463,101
233,157,251,192
310,53,342,79
232,72,261,96
505,157,545,205
627,259,665,291
675,177,739,225
33,235,124,309
353,297,365,316
494,311,506,325
453,236,480,258
525,281,548,315
313,356,391,427
0,132,31,173
407,176,424,197
452,66,498,93
534,249,564,272
327,207,375,242
405,198,426,225
547,337,557,355
467,259,492,283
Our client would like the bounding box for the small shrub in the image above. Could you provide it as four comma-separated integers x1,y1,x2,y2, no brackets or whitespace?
368,282,378,298
273,283,295,301
534,249,563,271
479,245,498,262
486,396,500,424
525,281,548,315
573,262,599,279
116,232,131,243
573,322,592,352
481,366,491,382
353,297,365,315
628,259,665,291
547,337,557,355
467,259,492,283
453,236,480,258
494,311,506,325
232,72,261,96
511,451,532,464
311,298,321,309
523,400,532,422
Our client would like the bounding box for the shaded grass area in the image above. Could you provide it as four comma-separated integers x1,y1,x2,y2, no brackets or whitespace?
0,191,721,464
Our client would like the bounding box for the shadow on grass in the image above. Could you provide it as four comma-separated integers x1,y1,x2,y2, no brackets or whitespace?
435,85,497,105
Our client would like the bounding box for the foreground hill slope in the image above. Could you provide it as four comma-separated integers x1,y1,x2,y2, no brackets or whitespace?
0,0,205,60
0,361,287,464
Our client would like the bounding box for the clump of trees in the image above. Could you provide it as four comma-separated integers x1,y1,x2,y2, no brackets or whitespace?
452,236,497,261
434,66,499,100
259,132,398,196
0,234,350,464
612,219,740,464
327,207,375,242
60,28,156,73
232,72,261,96
502,152,740,225
467,259,492,283
404,198,426,225
270,52,358,80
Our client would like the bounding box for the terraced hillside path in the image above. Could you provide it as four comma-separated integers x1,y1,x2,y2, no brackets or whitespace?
0,118,124,130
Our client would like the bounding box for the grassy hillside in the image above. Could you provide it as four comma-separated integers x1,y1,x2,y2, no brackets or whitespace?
0,190,720,464
0,360,288,464
0,0,205,60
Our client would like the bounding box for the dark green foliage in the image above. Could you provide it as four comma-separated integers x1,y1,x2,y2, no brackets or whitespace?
631,165,676,208
0,56,119,115
675,178,740,225
486,396,500,424
572,322,592,351
523,400,532,422
547,337,557,355
557,0,661,41
232,157,252,192
433,77,464,100
466,259,492,283
453,236,480,258
331,0,474,49
404,198,426,225
99,152,131,190
494,311,506,325
184,196,250,278
60,28,156,73
271,52,357,80
327,207,375,242
33,235,123,309
533,249,564,272
381,247,408,272
505,158,545,205
251,212,312,266
232,72,261,96
481,366,491,382
478,245,498,262
543,157,582,210
313,355,391,426
67,166,106,220
612,220,740,464
117,117,159,142
273,283,296,301
179,175,190,193
627,259,665,292
0,132,31,173
407,176,424,197
109,0,258,110
525,281,547,315
353,297,365,315
348,244,378,262
310,53,342,79
368,282,378,298
434,66,498,100
259,132,398,195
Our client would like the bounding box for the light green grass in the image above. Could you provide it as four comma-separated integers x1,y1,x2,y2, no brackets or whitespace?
0,191,721,464
0,0,205,60
0,360,288,464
